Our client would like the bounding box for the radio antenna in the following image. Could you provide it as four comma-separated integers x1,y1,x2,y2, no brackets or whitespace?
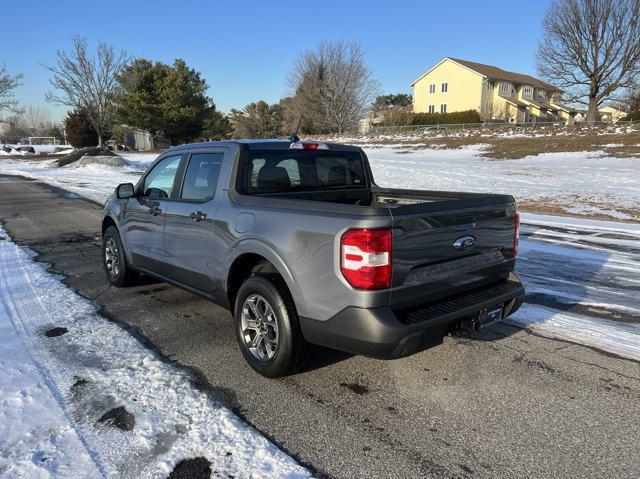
288,115,303,142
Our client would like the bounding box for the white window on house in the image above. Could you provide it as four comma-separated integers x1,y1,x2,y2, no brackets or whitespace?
523,86,533,97
440,104,447,113
486,81,494,90
536,90,546,100
428,105,435,114
500,82,511,93
429,83,436,94
441,82,448,93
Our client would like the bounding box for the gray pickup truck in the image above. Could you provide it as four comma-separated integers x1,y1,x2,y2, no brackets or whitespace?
102,139,525,377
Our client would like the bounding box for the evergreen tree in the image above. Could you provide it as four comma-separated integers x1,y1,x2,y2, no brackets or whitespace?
201,108,233,140
64,108,98,148
117,58,217,144
372,94,413,113
230,101,286,138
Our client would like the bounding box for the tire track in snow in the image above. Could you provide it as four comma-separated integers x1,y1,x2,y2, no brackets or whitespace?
0,229,107,477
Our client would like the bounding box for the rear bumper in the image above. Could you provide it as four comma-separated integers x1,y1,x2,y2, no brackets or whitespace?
300,273,525,359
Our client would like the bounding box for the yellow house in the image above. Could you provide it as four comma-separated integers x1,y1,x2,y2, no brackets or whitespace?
411,57,576,124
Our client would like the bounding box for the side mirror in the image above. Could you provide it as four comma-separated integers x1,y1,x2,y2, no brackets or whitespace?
116,183,135,199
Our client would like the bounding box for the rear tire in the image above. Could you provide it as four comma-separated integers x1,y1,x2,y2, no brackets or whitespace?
102,225,138,287
234,275,308,378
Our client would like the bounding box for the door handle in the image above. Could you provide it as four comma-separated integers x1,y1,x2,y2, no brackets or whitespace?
189,211,207,222
148,206,161,216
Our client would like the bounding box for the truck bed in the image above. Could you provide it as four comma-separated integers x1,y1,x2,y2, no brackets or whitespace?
236,186,514,212
231,186,517,309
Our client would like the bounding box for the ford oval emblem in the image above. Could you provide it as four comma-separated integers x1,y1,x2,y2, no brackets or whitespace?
453,236,476,250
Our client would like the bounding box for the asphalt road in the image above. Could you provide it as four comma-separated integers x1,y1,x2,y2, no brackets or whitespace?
1,175,639,479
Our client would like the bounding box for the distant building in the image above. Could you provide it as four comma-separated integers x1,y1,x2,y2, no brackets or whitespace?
574,107,628,124
598,106,628,123
411,57,576,124
120,127,170,151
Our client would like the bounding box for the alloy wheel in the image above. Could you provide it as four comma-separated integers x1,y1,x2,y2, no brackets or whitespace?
240,294,279,361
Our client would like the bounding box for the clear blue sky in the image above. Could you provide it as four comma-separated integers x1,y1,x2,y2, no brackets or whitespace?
1,0,551,122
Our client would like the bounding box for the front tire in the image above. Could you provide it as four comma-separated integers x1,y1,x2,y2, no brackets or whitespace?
234,275,308,378
102,225,138,287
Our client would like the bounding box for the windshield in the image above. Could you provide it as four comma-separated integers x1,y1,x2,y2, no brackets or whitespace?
240,150,368,194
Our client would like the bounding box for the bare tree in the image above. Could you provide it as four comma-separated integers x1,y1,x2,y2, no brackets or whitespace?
23,106,53,136
537,0,640,123
0,65,23,115
44,37,129,146
481,100,511,122
289,41,380,134
617,83,640,114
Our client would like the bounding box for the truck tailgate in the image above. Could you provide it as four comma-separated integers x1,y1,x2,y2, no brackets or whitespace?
390,201,517,310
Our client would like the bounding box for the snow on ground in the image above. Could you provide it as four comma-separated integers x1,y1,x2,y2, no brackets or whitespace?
0,226,309,478
2,146,638,220
511,217,640,361
0,152,157,204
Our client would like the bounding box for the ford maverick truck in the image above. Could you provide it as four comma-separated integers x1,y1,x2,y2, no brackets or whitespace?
102,139,525,377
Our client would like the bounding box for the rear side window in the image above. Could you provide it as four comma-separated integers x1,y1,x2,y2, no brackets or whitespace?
181,152,222,201
242,150,366,194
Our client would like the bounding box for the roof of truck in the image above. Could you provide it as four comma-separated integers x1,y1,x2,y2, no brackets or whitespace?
165,139,363,153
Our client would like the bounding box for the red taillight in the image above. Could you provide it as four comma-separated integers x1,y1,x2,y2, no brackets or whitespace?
303,143,318,150
513,211,520,257
340,228,392,290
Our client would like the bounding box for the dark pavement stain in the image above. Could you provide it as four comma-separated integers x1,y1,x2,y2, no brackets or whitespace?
168,457,212,479
512,353,557,374
460,463,474,474
97,406,135,432
44,327,68,338
340,382,369,395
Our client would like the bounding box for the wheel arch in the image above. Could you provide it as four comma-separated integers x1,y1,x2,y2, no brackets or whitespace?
102,215,118,235
225,242,305,317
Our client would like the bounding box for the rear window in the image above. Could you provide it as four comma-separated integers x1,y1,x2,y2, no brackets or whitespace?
240,150,367,194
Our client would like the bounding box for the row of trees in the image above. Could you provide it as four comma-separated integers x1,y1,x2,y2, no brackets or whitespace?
3,0,640,146
2,38,383,147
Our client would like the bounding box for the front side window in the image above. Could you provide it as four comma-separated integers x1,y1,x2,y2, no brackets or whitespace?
429,83,436,94
441,82,448,93
428,105,435,114
440,104,447,113
143,155,182,199
181,153,222,201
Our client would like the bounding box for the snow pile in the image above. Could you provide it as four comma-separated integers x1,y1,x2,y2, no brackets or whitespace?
0,227,310,478
66,155,129,168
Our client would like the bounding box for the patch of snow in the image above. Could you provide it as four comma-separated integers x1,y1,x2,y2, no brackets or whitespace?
0,152,157,204
513,217,640,360
508,304,640,362
521,213,640,234
0,227,310,478
363,146,639,220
